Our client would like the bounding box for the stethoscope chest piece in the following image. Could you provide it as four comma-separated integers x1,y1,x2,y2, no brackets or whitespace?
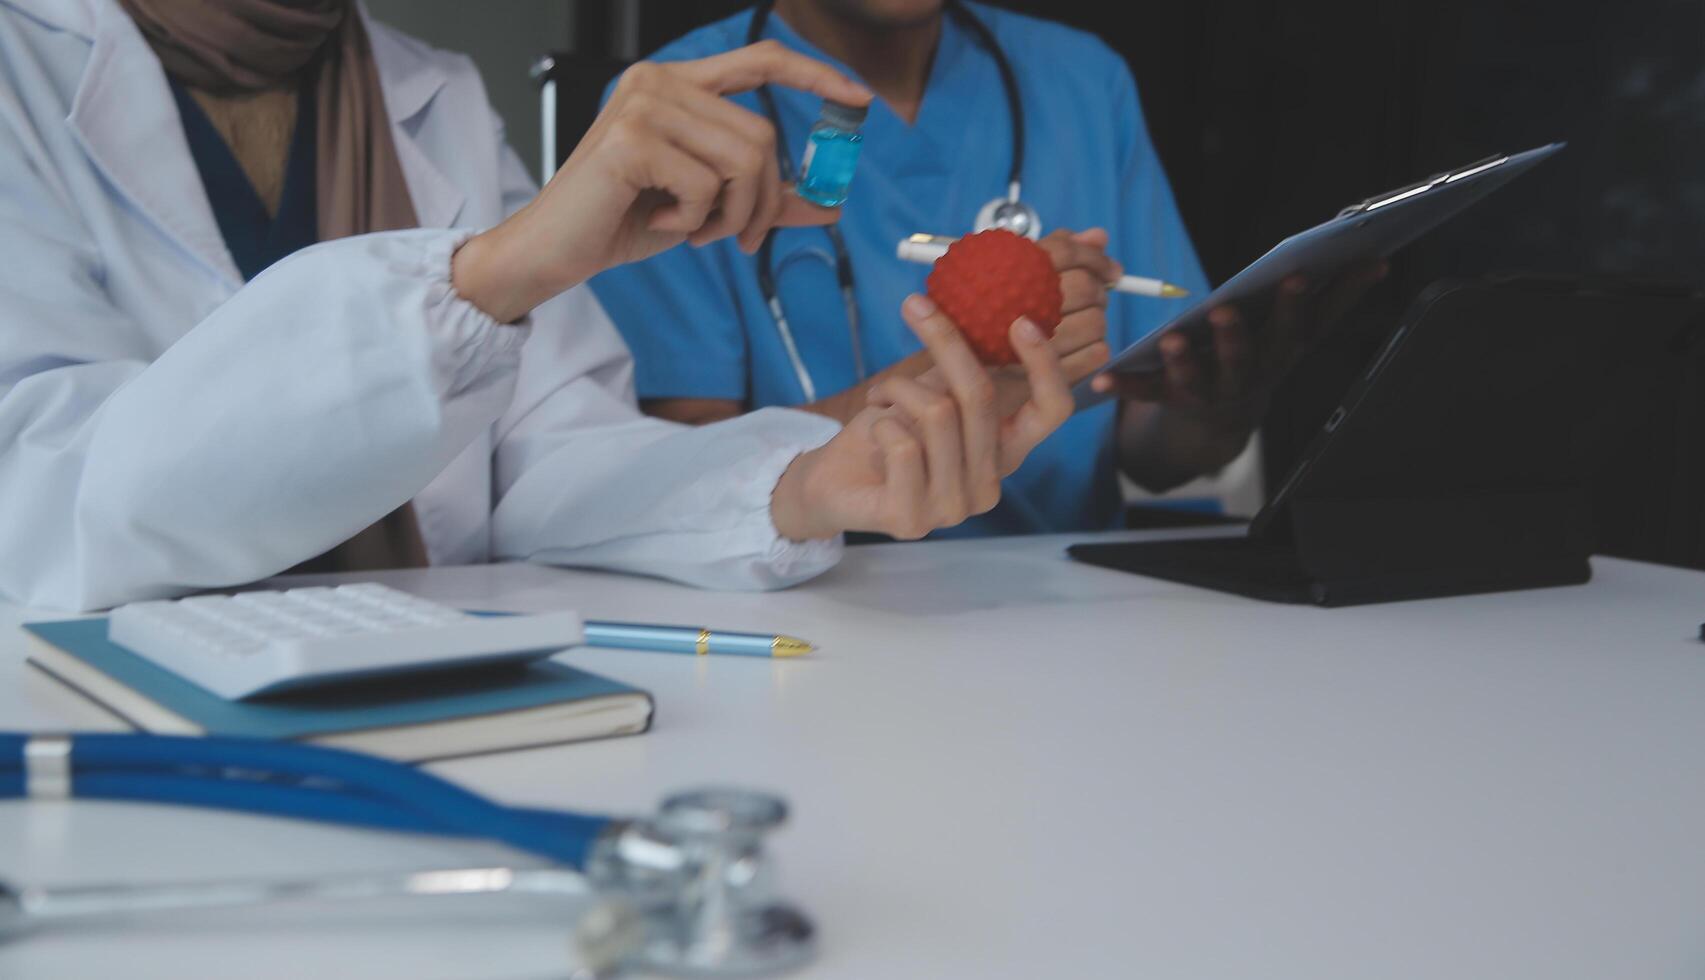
586,787,816,977
974,183,1043,240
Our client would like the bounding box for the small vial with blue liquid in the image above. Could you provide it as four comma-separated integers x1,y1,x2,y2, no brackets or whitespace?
795,99,868,208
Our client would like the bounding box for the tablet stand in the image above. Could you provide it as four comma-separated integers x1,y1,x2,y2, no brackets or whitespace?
1069,488,1593,607
1070,275,1704,607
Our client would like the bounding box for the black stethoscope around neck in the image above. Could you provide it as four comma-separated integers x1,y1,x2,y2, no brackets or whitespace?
748,0,1035,403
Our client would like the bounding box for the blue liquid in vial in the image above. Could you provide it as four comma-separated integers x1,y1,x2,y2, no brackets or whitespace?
796,128,863,207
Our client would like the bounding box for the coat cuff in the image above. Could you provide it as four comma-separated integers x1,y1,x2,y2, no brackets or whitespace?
735,408,845,588
413,230,532,395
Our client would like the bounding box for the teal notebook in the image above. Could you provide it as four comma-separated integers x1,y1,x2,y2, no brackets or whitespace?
23,618,654,763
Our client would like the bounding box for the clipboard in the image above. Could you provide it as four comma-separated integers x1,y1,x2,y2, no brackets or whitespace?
1082,142,1565,395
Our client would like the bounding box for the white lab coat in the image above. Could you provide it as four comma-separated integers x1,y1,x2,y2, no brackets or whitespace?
0,0,843,611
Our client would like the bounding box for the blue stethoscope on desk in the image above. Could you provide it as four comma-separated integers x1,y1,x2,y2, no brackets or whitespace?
749,0,1042,403
0,731,815,977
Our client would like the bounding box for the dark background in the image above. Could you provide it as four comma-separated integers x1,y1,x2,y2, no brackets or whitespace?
554,0,1705,568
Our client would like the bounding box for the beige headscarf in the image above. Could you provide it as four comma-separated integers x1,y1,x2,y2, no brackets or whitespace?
119,0,418,240
121,0,429,572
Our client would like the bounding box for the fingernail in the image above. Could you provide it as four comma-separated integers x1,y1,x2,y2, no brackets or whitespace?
904,294,938,318
1091,375,1111,392
1014,317,1044,344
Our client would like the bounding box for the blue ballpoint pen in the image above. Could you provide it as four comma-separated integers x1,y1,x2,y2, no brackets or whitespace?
582,622,814,658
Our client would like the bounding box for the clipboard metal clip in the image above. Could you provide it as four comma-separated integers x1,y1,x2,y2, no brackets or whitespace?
1336,152,1510,217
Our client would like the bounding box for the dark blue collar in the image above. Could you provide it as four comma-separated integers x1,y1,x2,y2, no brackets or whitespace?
169,79,318,282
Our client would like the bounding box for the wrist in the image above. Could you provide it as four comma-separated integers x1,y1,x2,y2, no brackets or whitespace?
770,449,838,542
1124,390,1262,442
451,206,588,324
452,227,536,324
1117,400,1254,490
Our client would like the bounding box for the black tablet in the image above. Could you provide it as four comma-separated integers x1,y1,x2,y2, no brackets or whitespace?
1078,143,1564,403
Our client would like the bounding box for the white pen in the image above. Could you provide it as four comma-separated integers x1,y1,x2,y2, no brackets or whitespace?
896,233,1191,299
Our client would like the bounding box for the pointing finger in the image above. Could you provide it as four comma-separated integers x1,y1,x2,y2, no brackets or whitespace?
673,40,873,105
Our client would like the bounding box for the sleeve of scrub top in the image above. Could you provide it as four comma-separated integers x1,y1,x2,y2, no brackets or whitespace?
481,133,844,591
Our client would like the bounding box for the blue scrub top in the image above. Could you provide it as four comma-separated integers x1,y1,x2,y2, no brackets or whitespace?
589,3,1208,537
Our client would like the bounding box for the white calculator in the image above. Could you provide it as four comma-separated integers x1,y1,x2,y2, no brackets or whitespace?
108,583,584,700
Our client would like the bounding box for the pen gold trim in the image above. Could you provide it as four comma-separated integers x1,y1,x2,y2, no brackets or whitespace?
696,629,710,656
770,636,813,658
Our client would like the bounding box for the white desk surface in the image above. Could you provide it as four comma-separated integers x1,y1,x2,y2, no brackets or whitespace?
2,529,1703,979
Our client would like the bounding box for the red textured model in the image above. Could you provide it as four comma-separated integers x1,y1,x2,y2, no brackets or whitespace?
925,229,1063,366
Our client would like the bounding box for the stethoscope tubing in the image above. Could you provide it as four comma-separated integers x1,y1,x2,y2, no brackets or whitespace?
748,0,1026,404
1,732,611,868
